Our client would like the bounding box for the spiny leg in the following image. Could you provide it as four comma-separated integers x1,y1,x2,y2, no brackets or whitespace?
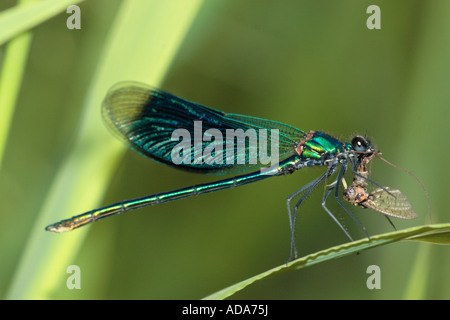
287,171,328,262
350,154,397,232
333,163,370,239
321,183,354,242
286,179,319,261
320,163,354,242
286,179,318,239
384,215,397,230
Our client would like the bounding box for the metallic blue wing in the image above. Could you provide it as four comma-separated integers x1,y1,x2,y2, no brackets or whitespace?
102,82,305,174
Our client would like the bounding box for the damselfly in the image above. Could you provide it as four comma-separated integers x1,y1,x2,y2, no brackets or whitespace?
46,82,417,260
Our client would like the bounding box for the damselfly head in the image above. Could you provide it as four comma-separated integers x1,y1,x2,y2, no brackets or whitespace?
349,136,379,171
351,135,377,156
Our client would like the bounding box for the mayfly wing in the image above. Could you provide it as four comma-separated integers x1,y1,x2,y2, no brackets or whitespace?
362,187,418,219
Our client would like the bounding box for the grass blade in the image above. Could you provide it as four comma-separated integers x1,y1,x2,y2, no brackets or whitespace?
0,0,36,171
204,223,450,300
6,0,204,299
0,0,85,45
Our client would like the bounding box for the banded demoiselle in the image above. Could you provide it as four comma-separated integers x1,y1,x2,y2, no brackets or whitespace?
46,82,417,260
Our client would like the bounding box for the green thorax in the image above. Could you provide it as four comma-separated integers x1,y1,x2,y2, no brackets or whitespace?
300,131,348,160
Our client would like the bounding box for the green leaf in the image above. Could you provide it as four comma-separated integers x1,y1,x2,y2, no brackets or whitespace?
5,0,204,300
0,0,35,171
403,243,431,300
406,230,450,245
204,223,450,300
0,0,85,46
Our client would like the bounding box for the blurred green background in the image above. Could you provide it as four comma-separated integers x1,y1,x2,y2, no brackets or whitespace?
1,0,449,299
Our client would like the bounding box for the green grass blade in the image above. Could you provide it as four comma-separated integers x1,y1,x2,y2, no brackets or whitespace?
6,0,204,300
397,2,450,300
0,0,85,46
403,243,431,300
0,0,36,171
406,231,450,244
204,223,450,300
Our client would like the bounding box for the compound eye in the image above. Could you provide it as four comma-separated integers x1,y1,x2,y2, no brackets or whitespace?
351,136,369,152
